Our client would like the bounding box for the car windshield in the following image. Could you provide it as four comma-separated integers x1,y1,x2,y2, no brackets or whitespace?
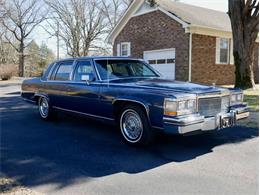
95,59,159,80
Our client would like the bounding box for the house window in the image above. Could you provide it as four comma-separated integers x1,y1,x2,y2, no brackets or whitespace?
148,60,156,64
220,38,229,63
216,37,230,64
117,42,131,57
230,39,234,64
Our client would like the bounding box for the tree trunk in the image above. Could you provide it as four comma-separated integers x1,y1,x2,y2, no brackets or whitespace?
250,49,256,90
233,48,255,89
18,41,24,77
228,0,258,89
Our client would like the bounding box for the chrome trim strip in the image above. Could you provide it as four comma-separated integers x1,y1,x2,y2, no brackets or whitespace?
112,98,150,116
22,98,36,103
163,116,204,126
152,125,164,130
236,112,250,120
197,91,231,99
39,80,102,85
52,106,114,121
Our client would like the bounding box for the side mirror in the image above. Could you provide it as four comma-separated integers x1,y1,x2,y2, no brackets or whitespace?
81,73,95,84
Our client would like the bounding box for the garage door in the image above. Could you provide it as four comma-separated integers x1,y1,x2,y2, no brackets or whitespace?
143,48,175,80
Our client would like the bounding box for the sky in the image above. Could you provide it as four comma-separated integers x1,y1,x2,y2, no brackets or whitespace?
34,0,228,58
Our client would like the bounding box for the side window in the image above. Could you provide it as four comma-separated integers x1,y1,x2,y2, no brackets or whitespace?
111,63,130,76
41,62,55,80
54,61,73,81
74,60,95,81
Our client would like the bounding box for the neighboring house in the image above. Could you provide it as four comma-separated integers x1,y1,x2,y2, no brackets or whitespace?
108,0,259,85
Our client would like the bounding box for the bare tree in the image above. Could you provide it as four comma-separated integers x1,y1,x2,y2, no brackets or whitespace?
0,29,18,64
0,0,5,18
228,0,259,89
94,0,131,55
101,0,130,31
45,0,109,57
1,0,46,76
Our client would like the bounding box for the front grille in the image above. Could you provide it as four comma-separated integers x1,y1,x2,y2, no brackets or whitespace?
221,95,230,113
198,96,230,117
198,97,221,117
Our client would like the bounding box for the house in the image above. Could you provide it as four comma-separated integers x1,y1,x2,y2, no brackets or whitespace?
108,0,259,85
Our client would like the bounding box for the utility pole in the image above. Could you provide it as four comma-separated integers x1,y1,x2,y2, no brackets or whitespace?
56,21,59,60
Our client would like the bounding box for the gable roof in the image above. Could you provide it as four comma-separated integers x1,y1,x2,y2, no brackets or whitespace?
108,0,232,44
158,0,231,32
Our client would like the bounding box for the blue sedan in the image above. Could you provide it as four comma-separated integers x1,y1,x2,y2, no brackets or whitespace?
21,57,249,145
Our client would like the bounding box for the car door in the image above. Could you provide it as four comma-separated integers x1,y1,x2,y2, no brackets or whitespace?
66,59,101,116
45,60,74,109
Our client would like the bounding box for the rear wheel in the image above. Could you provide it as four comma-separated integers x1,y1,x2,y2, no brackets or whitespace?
38,97,56,120
118,104,155,146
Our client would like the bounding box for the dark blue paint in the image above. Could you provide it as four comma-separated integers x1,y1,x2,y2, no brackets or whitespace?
21,57,242,129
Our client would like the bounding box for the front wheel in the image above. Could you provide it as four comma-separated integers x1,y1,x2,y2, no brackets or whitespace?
38,97,56,120
118,105,155,146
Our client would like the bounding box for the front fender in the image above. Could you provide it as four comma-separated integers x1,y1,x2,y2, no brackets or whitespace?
113,96,151,111
112,96,151,121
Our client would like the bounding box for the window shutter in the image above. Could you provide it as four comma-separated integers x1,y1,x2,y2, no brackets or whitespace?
230,39,234,64
127,42,131,56
117,44,120,56
215,37,220,64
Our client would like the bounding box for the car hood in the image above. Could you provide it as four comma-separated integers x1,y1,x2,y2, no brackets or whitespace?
107,78,227,94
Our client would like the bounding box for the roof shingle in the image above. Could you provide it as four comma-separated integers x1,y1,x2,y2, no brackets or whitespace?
157,0,231,32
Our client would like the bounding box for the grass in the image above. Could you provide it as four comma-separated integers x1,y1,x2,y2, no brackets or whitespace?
244,95,258,111
221,85,259,128
243,88,259,111
221,84,259,111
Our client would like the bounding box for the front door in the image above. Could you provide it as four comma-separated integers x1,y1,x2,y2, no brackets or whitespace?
66,60,101,116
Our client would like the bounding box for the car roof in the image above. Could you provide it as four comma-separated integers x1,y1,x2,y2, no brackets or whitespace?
54,56,143,63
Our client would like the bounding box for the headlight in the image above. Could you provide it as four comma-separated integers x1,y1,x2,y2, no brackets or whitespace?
230,93,243,105
164,98,196,116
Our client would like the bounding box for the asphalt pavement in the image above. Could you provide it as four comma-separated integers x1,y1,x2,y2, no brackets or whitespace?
0,82,258,195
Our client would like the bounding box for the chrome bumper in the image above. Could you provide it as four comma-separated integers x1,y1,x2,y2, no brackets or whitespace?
163,105,250,134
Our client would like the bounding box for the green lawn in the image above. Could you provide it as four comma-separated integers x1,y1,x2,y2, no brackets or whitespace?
221,85,259,111
243,87,259,111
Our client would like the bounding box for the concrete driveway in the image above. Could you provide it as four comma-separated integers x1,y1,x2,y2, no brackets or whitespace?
0,81,258,195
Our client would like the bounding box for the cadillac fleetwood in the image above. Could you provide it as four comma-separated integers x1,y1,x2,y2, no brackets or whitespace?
21,57,250,145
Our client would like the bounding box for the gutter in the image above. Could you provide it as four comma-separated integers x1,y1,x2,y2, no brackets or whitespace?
188,32,192,82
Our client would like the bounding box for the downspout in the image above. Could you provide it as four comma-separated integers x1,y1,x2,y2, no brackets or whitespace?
188,32,192,82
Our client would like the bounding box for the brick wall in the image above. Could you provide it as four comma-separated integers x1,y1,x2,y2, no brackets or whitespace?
113,10,259,85
113,10,190,81
191,34,259,85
